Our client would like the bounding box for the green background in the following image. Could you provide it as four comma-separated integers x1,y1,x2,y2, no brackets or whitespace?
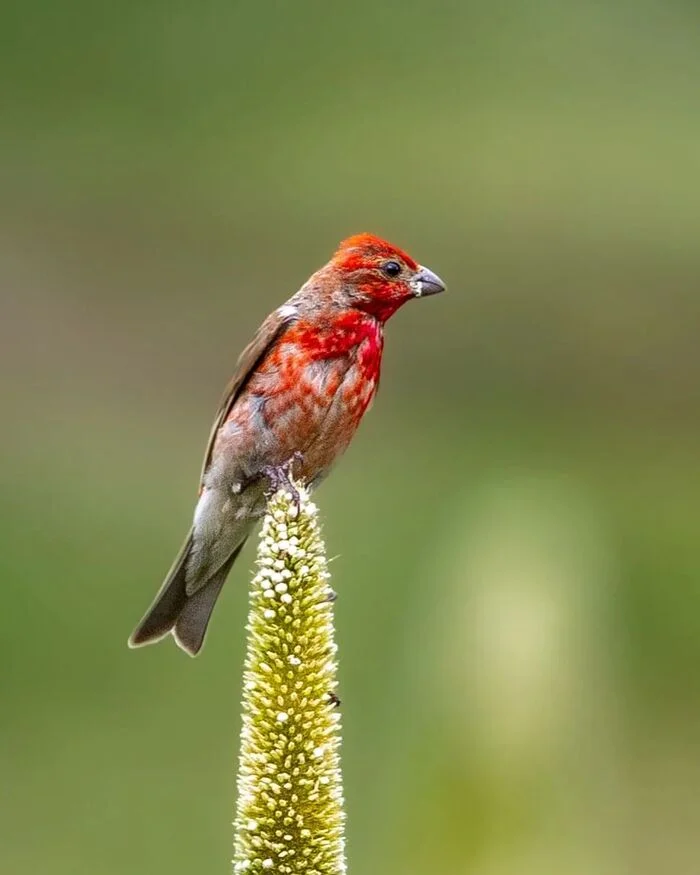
2,1,699,873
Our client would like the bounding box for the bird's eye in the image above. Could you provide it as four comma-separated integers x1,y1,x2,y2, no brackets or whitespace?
382,260,402,278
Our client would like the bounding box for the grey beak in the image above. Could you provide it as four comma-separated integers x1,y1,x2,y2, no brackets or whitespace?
414,265,446,297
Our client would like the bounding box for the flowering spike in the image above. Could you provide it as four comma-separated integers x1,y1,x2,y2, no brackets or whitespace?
233,485,346,874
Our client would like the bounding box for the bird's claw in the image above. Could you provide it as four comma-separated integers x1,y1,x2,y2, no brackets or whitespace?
262,451,304,506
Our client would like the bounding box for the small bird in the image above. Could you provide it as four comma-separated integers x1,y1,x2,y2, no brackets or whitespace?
129,233,445,655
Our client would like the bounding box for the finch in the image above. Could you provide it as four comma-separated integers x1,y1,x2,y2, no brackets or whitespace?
128,233,445,655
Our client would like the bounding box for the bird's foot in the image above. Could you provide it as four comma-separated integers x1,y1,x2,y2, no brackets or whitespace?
262,451,304,506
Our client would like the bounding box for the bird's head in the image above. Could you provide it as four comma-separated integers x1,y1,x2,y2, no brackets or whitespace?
326,233,446,322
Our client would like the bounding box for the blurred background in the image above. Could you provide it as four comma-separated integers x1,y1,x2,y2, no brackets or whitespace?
1,1,699,873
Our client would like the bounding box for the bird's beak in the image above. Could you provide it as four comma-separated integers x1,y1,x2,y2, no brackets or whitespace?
413,265,446,297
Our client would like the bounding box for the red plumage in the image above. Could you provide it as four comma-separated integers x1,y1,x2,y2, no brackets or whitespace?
129,233,445,655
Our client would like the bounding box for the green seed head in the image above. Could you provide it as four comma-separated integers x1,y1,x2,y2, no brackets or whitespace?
233,485,346,875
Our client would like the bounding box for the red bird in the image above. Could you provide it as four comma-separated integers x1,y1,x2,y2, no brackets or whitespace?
129,233,445,655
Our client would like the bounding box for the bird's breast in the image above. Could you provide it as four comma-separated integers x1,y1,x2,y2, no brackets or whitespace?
253,317,382,472
216,314,384,487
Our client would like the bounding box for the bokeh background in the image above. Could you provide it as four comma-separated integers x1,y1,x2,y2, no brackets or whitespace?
2,1,699,873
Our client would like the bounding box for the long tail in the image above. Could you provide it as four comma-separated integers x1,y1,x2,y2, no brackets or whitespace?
128,534,246,657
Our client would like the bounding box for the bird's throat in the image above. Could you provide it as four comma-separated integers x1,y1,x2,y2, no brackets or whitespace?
294,310,383,369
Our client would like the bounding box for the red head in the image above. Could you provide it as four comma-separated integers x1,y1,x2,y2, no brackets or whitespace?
324,233,445,322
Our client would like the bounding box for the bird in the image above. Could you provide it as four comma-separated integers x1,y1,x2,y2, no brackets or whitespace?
128,233,445,656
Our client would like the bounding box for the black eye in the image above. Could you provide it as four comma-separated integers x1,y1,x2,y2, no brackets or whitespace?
382,260,402,278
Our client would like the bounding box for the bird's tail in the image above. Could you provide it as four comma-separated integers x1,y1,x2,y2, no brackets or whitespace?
128,534,245,657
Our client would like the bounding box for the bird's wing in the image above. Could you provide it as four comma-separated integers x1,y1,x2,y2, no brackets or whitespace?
199,305,297,483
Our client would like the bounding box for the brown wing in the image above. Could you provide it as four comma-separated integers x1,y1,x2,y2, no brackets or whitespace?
199,306,296,483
